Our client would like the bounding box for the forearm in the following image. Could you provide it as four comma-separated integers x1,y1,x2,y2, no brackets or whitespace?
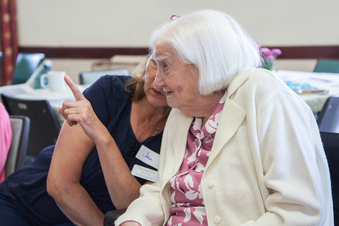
47,123,101,225
52,182,104,226
95,134,143,209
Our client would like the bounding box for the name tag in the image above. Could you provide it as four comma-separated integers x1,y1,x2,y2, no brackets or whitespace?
136,145,160,169
131,164,158,182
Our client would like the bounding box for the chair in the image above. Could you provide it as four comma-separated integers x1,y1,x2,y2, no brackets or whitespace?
317,96,339,133
79,68,129,85
5,115,30,177
1,94,61,159
314,59,339,73
104,208,127,226
11,53,45,85
320,131,339,225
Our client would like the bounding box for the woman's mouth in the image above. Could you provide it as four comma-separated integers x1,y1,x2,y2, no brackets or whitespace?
164,91,172,96
152,88,165,96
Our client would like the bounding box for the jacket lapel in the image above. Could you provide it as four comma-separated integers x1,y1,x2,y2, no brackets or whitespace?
207,99,246,168
167,109,193,176
206,69,254,168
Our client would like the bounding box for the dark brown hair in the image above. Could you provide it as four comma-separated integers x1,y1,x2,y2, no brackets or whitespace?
124,55,149,101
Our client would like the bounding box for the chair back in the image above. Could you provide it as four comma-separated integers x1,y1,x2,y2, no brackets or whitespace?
317,96,339,133
314,59,339,73
5,115,30,176
79,68,129,85
320,132,339,225
12,53,45,85
1,94,61,159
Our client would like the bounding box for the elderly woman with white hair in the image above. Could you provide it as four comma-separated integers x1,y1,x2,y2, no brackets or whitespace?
116,9,333,226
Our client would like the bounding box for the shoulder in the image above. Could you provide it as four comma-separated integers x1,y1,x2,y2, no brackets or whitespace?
235,68,290,96
83,75,133,125
96,75,132,90
0,102,10,130
0,102,9,117
84,75,132,98
230,68,300,110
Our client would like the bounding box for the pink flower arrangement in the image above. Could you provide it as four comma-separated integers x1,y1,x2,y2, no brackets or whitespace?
259,46,282,70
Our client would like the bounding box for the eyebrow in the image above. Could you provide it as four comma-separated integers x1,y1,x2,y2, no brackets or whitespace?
154,55,169,62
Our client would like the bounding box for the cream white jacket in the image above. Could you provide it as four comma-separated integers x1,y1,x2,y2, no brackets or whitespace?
116,69,333,226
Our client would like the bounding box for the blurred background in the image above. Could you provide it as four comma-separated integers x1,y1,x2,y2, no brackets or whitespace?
1,0,339,84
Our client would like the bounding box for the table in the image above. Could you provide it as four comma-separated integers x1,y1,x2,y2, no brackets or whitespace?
4,70,339,124
274,70,339,113
13,85,89,126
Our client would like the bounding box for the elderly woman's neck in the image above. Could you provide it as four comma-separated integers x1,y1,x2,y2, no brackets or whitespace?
184,90,226,126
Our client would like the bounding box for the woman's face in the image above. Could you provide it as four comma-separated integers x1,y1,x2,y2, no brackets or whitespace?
153,41,201,113
144,58,168,108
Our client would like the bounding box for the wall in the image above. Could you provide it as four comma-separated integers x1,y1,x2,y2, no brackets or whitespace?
16,0,339,83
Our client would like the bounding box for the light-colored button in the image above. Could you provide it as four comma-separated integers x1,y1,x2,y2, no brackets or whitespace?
208,180,214,188
214,216,221,224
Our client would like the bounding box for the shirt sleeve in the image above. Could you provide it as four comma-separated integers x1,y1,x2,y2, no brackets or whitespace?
0,103,12,182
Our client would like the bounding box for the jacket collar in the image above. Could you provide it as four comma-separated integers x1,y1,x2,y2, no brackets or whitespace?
228,68,255,97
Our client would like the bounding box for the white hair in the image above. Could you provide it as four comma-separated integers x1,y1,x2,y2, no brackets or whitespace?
150,9,262,95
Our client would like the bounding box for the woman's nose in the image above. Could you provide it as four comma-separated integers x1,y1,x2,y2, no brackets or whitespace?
153,72,166,88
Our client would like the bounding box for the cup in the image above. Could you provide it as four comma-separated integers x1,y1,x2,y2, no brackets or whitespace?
40,71,66,92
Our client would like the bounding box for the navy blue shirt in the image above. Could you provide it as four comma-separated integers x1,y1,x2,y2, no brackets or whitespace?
0,75,164,225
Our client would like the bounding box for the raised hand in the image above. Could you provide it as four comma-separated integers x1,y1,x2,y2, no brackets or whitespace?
58,75,106,142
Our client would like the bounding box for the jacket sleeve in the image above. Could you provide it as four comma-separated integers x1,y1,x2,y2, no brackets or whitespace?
242,89,333,225
114,183,165,226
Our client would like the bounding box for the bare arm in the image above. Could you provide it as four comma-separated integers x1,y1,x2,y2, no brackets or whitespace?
47,121,103,225
47,76,146,225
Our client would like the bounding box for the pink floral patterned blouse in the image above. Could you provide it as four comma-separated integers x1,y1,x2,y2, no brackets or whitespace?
167,91,227,226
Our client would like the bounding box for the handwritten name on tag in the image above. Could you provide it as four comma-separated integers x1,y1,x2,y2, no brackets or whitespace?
131,164,158,182
136,145,160,169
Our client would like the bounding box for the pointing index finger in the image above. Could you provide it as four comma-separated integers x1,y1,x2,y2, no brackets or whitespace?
64,75,85,101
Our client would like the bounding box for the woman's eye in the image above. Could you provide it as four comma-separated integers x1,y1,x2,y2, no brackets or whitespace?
162,63,169,71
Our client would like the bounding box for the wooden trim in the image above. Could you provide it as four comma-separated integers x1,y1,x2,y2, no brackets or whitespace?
18,45,339,59
18,47,149,59
276,46,339,59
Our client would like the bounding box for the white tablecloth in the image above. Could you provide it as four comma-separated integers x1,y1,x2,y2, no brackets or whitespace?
274,70,339,113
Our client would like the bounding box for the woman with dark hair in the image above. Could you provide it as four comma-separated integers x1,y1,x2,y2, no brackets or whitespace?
0,57,171,225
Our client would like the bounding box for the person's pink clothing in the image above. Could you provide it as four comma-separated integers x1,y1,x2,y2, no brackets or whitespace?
167,92,227,226
0,103,12,182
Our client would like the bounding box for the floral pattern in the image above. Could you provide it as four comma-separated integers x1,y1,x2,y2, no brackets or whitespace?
167,91,227,226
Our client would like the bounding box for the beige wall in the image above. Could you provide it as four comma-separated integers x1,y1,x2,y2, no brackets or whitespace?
16,0,339,83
